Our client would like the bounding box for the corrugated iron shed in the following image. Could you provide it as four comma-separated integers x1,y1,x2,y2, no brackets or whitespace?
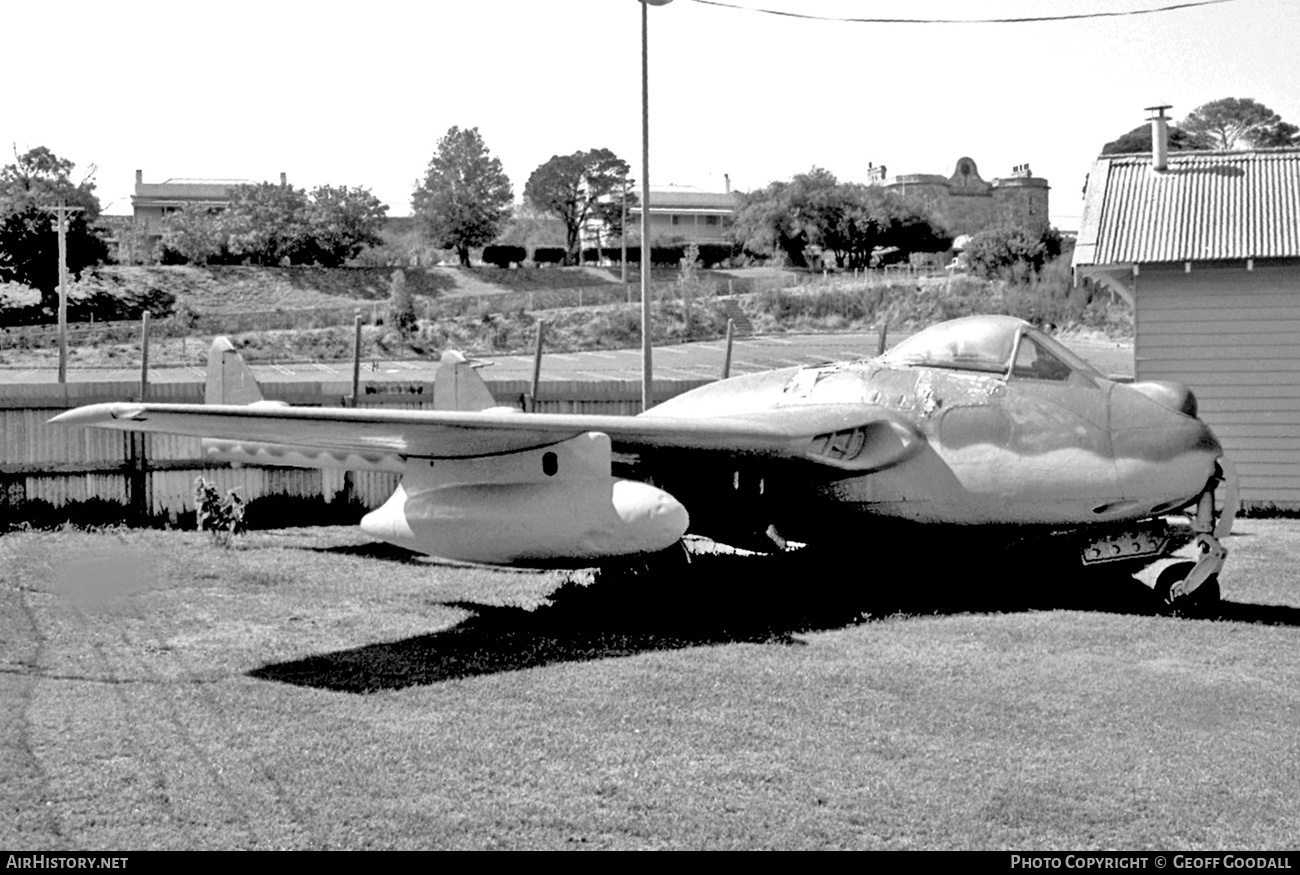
1074,148,1300,267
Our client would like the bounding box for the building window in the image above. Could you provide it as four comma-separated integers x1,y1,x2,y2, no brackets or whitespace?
704,215,719,226
671,215,681,226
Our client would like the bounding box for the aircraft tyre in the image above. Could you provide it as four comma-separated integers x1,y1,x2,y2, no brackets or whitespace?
1153,560,1221,618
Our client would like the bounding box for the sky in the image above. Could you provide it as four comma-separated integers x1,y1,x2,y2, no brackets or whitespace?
4,0,1297,231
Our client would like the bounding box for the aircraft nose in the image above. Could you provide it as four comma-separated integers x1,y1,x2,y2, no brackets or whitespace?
1128,380,1199,418
1109,381,1222,506
1110,381,1221,458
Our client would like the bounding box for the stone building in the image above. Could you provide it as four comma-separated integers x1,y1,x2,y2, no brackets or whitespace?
870,158,1051,237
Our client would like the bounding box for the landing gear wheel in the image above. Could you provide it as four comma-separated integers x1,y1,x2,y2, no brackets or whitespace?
1154,561,1221,618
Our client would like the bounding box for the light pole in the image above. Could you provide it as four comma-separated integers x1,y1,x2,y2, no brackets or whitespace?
640,0,672,413
621,174,629,303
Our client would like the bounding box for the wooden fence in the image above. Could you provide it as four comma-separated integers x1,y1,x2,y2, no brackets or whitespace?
0,375,709,529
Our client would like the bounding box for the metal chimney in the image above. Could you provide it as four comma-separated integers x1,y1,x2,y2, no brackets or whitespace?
1146,105,1172,172
724,173,730,194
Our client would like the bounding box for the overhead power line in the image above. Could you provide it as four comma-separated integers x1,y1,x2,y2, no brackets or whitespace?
687,0,1235,24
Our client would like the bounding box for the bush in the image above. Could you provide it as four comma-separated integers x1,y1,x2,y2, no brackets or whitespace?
650,245,685,267
194,477,245,547
754,286,891,324
482,245,527,268
532,247,565,265
964,226,1063,279
387,269,416,335
696,243,738,268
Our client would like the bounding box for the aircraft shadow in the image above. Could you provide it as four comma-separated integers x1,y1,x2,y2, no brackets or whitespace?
304,541,435,566
303,541,559,572
248,549,1300,694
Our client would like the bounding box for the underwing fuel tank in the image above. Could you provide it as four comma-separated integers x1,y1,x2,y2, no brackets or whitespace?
360,432,688,566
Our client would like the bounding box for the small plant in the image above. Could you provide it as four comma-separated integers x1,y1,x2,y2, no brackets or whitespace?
194,477,245,547
387,269,417,336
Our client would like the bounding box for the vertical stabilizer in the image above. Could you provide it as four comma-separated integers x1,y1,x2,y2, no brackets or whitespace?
206,337,264,405
433,351,499,411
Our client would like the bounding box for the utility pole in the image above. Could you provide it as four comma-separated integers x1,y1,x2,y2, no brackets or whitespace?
621,175,629,303
43,201,85,384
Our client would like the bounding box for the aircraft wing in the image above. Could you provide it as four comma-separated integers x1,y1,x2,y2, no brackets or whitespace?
51,401,924,473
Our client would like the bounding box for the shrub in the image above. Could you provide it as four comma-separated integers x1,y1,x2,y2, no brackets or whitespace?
532,247,565,265
387,269,416,335
696,243,738,268
194,477,245,547
964,226,1063,279
650,245,685,267
482,245,527,268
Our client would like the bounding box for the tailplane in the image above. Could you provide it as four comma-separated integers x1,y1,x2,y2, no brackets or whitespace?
206,337,265,405
434,351,510,412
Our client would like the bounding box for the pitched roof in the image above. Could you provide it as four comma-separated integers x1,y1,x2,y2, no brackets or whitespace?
645,187,738,210
1073,148,1300,266
133,179,254,201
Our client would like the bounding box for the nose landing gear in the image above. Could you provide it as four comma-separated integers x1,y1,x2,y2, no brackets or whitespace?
1156,457,1238,616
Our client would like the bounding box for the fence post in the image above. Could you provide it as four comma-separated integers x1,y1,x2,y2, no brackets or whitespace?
683,279,692,334
350,314,362,406
529,321,546,412
139,312,150,402
722,319,734,379
130,311,150,523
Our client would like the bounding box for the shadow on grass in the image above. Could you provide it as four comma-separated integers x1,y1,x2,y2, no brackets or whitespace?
248,548,1300,694
303,541,549,573
304,541,434,567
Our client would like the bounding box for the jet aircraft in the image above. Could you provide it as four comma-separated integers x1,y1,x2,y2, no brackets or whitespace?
52,315,1235,611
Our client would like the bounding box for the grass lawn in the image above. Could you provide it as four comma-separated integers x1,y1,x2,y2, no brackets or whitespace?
1,523,1297,850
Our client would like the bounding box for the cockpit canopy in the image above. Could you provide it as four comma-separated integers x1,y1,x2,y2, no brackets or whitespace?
878,315,1104,383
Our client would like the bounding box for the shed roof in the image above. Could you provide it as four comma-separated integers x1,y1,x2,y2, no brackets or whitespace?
1073,148,1300,266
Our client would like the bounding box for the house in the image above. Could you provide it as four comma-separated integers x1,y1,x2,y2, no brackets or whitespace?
1073,115,1300,508
130,169,282,237
626,184,739,244
870,158,1051,238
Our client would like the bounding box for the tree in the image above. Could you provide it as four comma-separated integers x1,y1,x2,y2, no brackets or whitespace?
732,168,951,269
495,201,567,253
0,146,107,310
524,148,632,266
155,183,386,267
412,126,513,268
1101,124,1209,155
223,181,311,265
1183,97,1298,150
300,185,387,267
159,206,231,265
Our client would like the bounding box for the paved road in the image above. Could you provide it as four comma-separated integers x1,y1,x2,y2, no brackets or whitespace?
0,331,1135,387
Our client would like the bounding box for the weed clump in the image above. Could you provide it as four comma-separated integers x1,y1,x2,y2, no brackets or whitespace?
194,477,245,547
